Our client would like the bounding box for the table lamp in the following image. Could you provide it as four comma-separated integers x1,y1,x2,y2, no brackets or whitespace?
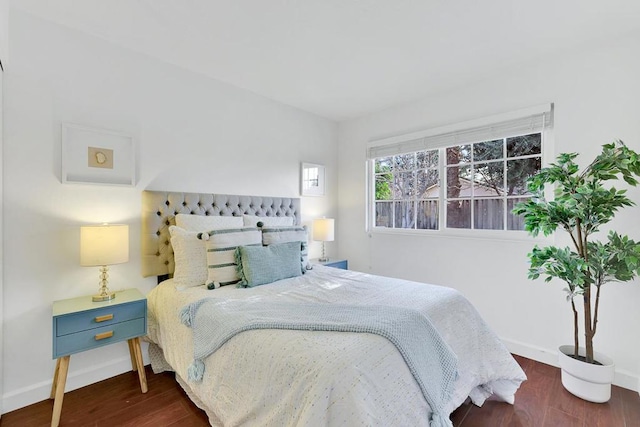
313,218,334,262
80,224,129,302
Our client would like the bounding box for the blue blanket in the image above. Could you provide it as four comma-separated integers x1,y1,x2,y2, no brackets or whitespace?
180,298,458,427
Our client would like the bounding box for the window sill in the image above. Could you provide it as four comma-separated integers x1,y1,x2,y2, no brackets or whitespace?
368,226,555,244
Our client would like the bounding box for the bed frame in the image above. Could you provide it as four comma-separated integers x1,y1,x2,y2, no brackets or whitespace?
141,190,301,278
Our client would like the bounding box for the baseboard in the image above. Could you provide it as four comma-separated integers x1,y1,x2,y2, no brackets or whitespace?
2,348,150,414
502,338,640,393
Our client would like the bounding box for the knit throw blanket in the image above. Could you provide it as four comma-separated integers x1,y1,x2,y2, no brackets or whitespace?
180,298,458,427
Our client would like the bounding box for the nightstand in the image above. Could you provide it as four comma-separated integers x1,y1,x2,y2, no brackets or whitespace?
51,288,147,427
312,258,348,270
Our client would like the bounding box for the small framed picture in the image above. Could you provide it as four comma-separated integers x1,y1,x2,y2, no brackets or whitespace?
61,123,135,186
301,163,325,196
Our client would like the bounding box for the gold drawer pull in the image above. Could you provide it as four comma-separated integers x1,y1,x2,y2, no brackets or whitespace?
95,314,114,323
95,331,114,341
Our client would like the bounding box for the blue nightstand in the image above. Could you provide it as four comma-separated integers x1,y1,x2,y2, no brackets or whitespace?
312,258,348,270
50,288,148,427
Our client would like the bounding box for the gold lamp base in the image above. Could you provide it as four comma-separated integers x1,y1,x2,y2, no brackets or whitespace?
92,265,116,302
92,292,116,302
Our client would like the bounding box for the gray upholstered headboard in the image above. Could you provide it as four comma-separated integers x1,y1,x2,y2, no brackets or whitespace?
141,190,301,278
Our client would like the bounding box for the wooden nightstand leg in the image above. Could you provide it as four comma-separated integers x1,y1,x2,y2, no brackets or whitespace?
51,355,70,427
127,339,138,371
130,337,148,393
50,359,60,399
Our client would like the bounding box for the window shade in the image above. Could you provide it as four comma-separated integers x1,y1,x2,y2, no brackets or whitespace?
368,105,553,159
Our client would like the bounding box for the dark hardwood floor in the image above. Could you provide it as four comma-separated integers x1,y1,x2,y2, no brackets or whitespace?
452,355,640,426
2,355,639,426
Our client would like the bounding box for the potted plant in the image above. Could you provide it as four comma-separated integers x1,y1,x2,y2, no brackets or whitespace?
513,140,640,403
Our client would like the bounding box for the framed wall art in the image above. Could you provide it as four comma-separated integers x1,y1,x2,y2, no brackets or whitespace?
61,123,135,186
301,162,325,196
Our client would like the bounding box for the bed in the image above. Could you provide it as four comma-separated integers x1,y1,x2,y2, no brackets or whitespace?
141,190,526,427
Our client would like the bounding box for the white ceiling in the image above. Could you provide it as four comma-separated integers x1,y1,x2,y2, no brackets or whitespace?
12,0,640,121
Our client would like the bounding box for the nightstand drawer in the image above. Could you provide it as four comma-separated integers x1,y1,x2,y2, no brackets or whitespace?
325,260,348,270
55,301,146,336
54,318,146,358
311,258,348,270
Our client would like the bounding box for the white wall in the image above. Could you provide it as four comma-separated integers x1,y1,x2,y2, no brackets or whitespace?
0,52,4,421
0,0,7,64
0,0,7,417
1,10,338,412
338,32,640,391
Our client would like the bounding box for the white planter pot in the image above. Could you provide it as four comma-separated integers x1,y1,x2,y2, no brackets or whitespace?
558,345,615,403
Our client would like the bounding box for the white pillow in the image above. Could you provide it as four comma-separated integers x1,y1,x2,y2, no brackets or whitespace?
261,226,310,272
176,214,243,232
242,214,294,227
198,227,262,289
169,226,207,290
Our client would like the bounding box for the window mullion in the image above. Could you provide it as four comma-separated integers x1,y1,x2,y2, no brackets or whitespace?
470,147,475,230
416,157,419,229
503,138,508,230
391,169,396,229
439,148,446,230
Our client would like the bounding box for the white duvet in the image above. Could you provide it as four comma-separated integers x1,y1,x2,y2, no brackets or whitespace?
146,266,526,426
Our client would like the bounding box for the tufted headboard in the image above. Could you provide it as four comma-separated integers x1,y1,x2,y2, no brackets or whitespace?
141,190,301,278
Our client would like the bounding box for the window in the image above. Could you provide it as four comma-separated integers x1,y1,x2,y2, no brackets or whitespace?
367,105,552,233
374,149,439,230
445,134,542,230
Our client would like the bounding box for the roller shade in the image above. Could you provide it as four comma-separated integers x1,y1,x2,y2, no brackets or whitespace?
368,104,553,159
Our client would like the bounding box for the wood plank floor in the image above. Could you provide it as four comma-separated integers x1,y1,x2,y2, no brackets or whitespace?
2,355,639,426
452,355,640,426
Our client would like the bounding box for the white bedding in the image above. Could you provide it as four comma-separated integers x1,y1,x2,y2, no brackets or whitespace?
146,266,526,426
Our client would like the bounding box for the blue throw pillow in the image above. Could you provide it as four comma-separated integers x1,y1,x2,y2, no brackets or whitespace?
236,241,303,287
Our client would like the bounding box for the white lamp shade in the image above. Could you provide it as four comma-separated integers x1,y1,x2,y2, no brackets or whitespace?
80,224,129,266
313,218,335,242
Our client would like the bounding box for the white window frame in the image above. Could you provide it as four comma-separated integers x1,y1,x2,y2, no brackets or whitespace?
366,104,555,241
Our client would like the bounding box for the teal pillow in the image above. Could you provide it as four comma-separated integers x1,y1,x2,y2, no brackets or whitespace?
236,241,303,287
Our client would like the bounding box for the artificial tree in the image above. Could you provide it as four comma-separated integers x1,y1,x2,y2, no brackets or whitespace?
513,141,640,364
